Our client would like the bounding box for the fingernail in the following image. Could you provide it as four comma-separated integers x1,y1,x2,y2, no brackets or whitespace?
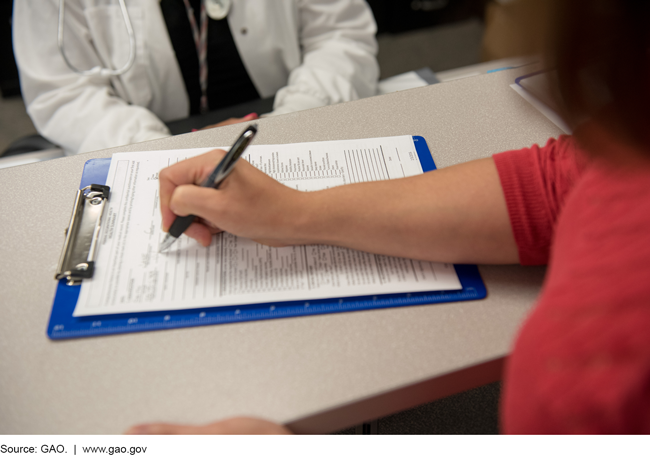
245,113,258,119
191,128,198,132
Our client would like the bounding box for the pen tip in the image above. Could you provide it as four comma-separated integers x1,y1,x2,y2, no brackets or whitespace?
158,234,176,253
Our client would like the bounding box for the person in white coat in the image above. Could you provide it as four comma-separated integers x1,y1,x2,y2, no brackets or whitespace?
13,0,379,155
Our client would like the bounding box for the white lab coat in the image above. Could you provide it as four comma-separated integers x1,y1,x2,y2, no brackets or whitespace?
13,0,378,155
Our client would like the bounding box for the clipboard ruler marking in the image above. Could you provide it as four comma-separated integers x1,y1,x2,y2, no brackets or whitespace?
48,264,485,339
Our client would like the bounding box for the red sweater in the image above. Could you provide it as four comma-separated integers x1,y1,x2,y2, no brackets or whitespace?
493,135,650,433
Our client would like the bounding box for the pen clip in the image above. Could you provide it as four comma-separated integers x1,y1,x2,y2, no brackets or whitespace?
204,125,257,188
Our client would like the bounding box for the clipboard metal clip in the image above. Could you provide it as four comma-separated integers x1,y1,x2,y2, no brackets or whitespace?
55,184,110,286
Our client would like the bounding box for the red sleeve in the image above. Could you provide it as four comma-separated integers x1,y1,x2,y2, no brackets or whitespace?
493,136,588,265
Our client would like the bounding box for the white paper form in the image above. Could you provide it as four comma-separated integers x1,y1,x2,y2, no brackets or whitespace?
74,135,462,317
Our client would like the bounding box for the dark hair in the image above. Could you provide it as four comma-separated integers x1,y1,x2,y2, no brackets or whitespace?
551,0,650,150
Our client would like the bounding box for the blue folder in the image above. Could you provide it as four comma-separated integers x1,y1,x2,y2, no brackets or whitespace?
47,137,486,339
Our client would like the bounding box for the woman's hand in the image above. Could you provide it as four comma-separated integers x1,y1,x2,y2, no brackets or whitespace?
126,417,291,435
160,152,518,264
159,149,309,247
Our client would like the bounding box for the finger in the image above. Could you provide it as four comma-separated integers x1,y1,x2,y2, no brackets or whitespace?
126,418,291,435
125,423,196,435
212,113,258,128
125,422,229,435
209,118,239,128
160,204,177,233
199,123,218,130
182,221,214,247
159,150,227,230
198,217,224,234
168,186,224,245
209,417,291,435
160,149,227,206
169,185,226,227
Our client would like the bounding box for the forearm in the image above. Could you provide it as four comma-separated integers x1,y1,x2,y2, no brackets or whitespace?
296,157,519,264
163,152,518,264
272,0,378,114
31,90,170,154
14,0,171,154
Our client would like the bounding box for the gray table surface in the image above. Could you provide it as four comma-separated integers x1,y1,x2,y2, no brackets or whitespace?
0,68,559,434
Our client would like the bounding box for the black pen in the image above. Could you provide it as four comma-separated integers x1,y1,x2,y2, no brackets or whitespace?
158,124,258,253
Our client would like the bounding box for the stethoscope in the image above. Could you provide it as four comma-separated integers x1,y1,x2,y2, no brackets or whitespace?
57,0,231,77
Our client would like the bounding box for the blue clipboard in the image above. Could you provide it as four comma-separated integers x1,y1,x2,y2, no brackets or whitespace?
47,136,486,339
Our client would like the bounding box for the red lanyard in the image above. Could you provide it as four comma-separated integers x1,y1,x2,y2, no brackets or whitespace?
182,0,209,114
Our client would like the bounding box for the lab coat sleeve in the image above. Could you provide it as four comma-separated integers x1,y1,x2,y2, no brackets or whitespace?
12,0,171,155
270,0,379,115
